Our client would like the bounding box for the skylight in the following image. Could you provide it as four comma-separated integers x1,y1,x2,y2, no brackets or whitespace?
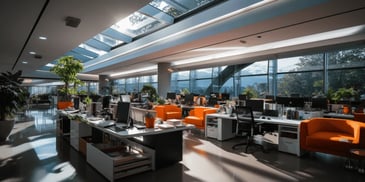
40,0,223,72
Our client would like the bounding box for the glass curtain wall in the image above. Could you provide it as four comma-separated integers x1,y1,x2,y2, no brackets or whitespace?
104,45,365,100
112,75,158,94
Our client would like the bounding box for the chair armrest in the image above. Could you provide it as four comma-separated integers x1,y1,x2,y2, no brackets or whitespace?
300,120,310,148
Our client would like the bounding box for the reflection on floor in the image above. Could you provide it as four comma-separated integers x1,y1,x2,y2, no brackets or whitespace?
1,108,364,182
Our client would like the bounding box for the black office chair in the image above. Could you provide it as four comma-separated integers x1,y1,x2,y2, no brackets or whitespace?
232,106,265,153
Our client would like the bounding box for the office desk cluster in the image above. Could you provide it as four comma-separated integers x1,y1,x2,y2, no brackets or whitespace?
205,113,302,156
57,110,190,181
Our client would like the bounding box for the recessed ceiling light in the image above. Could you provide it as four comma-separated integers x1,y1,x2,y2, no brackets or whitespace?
39,36,47,40
22,61,28,64
29,51,36,55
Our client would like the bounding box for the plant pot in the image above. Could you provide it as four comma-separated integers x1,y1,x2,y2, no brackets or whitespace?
57,101,74,109
145,117,155,128
0,120,15,141
343,105,350,114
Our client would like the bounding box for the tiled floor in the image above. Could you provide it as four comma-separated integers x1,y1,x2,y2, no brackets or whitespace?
1,108,364,182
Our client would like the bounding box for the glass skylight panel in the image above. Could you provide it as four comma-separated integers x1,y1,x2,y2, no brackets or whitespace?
79,43,107,56
150,0,215,18
150,0,184,17
111,11,163,37
94,34,123,47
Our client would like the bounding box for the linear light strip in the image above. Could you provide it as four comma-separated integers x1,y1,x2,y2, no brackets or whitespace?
172,25,365,66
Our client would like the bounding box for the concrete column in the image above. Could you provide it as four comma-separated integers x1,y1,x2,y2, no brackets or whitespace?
157,63,172,99
99,75,110,95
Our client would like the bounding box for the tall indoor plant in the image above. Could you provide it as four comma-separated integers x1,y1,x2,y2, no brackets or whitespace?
50,56,83,109
0,70,27,141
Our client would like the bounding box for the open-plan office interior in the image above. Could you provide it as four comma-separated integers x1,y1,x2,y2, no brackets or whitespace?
1,0,365,181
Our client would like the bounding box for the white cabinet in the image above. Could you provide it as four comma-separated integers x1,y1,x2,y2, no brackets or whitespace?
70,120,92,151
87,139,155,182
205,115,235,141
278,125,301,156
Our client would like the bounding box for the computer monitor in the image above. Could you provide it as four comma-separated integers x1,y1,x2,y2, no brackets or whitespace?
245,99,264,112
120,94,131,103
184,94,194,105
289,97,305,108
115,101,131,127
166,92,176,100
102,95,111,109
238,94,248,100
276,96,291,107
221,93,230,100
276,96,305,107
311,97,328,110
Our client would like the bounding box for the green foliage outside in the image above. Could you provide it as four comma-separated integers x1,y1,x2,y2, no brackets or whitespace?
242,87,259,99
277,47,365,99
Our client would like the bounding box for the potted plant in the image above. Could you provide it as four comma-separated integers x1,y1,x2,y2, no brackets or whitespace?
0,70,27,141
141,84,158,102
50,56,84,109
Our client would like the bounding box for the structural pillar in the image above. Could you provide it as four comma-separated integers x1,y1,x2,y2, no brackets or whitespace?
99,75,111,95
157,63,172,99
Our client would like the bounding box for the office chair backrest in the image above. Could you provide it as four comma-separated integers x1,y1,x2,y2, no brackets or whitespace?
235,106,254,123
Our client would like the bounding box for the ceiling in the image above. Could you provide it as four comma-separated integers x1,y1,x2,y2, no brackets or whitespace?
1,0,365,84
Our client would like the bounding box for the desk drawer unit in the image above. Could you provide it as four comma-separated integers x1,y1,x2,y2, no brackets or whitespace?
206,117,219,139
70,120,92,151
87,138,155,181
278,125,300,156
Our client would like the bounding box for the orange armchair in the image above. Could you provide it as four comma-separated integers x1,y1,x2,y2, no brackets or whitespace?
183,107,218,129
300,118,365,157
155,105,182,121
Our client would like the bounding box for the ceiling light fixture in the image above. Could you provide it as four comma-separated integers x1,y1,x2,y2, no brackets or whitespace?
110,65,157,77
39,36,47,40
29,51,36,55
22,61,28,64
173,25,365,66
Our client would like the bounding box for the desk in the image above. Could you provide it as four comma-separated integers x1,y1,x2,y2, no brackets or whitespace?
86,118,191,169
57,111,191,181
205,113,302,156
323,112,354,119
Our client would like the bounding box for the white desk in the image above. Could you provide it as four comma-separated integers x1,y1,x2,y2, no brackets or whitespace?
205,113,302,156
323,112,354,119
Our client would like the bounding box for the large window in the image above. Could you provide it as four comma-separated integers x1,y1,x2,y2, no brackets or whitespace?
61,45,364,100
327,47,365,94
277,54,324,97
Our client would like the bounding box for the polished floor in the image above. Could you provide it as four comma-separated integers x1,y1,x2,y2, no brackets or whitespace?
1,108,364,182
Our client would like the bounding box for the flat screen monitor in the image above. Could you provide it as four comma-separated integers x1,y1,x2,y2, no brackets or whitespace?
206,97,217,106
238,94,248,100
276,96,291,107
166,92,176,100
102,95,111,108
290,97,305,108
311,98,328,110
184,94,194,105
245,99,264,112
120,94,131,103
276,96,306,107
116,102,131,127
221,93,230,100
